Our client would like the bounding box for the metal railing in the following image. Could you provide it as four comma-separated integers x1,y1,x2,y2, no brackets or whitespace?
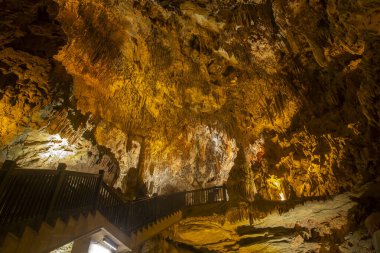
185,186,228,206
0,160,228,236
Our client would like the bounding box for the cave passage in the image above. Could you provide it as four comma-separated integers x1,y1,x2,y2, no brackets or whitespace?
0,0,380,252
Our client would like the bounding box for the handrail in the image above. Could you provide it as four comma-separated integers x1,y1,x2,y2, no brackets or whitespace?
97,182,128,232
185,185,227,206
0,160,228,237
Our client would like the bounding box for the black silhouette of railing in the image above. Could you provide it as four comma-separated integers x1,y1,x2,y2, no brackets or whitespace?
0,160,228,236
185,186,228,206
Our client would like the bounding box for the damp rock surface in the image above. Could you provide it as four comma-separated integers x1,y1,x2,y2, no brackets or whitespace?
0,2,379,249
145,192,373,253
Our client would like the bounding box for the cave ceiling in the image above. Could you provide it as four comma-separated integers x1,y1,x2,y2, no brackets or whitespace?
0,0,379,199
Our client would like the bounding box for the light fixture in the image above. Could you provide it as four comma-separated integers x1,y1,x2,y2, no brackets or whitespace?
88,243,111,253
103,236,118,251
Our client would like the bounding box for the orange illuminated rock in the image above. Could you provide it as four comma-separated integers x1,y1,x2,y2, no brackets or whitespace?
0,0,379,215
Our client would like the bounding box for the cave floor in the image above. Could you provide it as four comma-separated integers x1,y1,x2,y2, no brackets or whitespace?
159,189,374,253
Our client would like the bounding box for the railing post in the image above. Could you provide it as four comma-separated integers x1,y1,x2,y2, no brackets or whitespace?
223,184,228,201
125,201,132,233
94,170,104,210
0,160,16,195
46,163,67,222
0,160,16,207
122,202,129,231
154,195,158,221
183,190,187,207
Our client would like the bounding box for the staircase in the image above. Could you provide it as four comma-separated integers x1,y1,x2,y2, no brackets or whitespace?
1,210,183,253
0,160,228,252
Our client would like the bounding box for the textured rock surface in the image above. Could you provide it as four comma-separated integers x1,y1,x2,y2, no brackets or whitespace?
140,192,373,253
144,125,237,194
0,0,118,183
50,0,380,197
1,0,380,251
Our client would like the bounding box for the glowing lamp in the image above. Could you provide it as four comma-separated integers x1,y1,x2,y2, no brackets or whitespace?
102,236,118,251
88,243,112,253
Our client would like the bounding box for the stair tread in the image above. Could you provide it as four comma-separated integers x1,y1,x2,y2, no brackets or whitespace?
1,232,20,253
15,227,38,253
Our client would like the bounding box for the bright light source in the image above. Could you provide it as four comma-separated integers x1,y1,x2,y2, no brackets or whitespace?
103,236,118,251
279,192,286,201
88,243,111,253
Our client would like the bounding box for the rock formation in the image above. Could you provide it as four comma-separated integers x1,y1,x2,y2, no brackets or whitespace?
0,0,379,251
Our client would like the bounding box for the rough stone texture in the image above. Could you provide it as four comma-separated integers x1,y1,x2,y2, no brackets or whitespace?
0,0,118,183
1,0,380,251
141,192,373,253
144,125,237,194
49,0,380,198
1,0,379,197
50,242,73,253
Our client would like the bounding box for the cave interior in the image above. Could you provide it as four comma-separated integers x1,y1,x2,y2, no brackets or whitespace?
0,0,380,252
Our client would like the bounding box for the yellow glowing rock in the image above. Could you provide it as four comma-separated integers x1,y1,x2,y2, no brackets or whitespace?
184,87,226,113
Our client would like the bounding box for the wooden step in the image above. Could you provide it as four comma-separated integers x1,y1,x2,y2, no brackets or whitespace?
1,210,182,253
15,227,37,253
0,233,19,253
35,218,66,252
35,222,53,241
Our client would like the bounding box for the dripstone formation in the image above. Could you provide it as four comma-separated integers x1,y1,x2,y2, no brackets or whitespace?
0,0,379,252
